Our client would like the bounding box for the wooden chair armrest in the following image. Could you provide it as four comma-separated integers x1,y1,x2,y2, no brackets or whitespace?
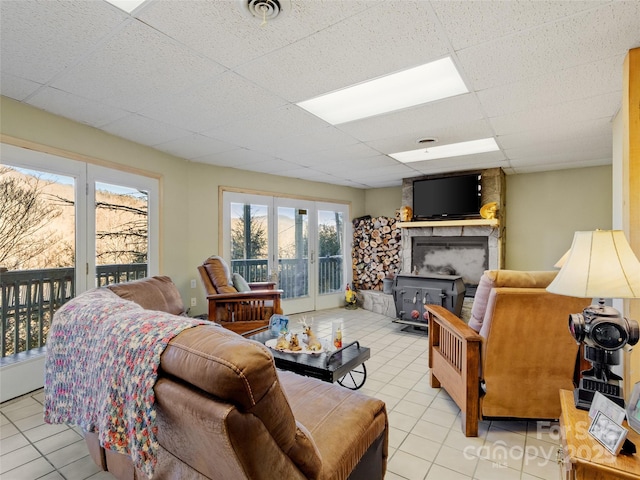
425,305,483,341
206,290,283,301
425,304,482,437
248,281,277,290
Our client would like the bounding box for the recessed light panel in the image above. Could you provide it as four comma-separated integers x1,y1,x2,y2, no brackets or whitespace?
297,57,468,125
390,138,500,163
104,0,147,13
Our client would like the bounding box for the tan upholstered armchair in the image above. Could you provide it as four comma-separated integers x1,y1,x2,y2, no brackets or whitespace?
426,270,590,437
198,256,283,335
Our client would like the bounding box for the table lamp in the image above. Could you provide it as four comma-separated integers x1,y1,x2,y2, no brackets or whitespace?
547,230,640,410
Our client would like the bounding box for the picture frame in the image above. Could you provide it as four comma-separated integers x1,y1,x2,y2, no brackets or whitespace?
588,411,628,455
269,314,289,336
626,381,640,434
589,391,626,424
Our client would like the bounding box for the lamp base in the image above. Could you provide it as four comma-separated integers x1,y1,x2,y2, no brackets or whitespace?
574,377,624,411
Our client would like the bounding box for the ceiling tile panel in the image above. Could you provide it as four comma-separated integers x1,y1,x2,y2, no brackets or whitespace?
490,92,619,136
194,148,280,169
272,127,360,159
138,71,288,133
498,118,612,150
0,0,126,83
202,104,329,153
457,2,640,90
101,114,193,147
504,136,612,161
238,158,301,174
294,147,391,168
51,20,225,112
0,73,43,101
476,56,624,118
433,0,608,50
286,169,346,185
153,134,237,160
27,87,128,127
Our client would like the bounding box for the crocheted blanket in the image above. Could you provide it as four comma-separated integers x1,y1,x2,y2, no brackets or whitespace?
44,288,207,479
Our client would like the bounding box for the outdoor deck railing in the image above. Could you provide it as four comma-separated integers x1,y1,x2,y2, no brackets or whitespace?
0,264,147,358
231,256,343,299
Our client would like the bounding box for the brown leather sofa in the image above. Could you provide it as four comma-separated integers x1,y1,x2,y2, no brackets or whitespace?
77,276,388,479
426,270,590,437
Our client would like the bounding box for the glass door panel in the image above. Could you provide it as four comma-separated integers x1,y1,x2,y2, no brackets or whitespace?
276,203,313,313
94,182,149,286
318,209,345,294
315,203,350,311
1,165,76,358
229,201,270,282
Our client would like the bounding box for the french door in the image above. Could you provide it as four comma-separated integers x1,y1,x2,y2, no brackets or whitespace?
0,143,158,401
222,191,349,314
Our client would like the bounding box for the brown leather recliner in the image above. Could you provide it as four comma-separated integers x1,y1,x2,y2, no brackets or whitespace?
198,255,283,334
426,270,591,436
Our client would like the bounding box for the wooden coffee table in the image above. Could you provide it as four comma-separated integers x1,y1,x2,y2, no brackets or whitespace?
248,330,370,389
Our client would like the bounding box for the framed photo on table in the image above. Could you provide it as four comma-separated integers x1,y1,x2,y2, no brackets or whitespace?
589,391,626,423
588,410,628,455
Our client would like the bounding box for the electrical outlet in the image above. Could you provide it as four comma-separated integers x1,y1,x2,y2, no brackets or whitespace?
190,297,197,307
190,279,196,288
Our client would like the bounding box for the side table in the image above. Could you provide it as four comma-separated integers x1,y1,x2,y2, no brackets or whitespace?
559,389,640,479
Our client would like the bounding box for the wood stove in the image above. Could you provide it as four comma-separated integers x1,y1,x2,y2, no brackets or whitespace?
392,273,465,328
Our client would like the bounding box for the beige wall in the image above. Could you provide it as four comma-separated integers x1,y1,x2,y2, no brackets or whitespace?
504,166,612,270
363,186,402,218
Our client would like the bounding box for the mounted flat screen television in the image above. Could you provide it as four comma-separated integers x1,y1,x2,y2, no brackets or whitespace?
412,174,481,220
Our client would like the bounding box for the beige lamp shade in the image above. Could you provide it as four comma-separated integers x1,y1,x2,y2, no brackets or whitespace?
547,230,640,299
554,249,570,269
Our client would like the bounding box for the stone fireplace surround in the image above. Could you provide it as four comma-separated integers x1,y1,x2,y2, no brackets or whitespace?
398,168,505,297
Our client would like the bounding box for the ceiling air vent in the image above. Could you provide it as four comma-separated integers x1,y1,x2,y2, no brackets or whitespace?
243,0,290,23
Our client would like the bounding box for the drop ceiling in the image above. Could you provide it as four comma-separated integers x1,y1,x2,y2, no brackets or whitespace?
1,0,638,188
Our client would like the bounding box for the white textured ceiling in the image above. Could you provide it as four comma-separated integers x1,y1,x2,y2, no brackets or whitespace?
1,0,638,188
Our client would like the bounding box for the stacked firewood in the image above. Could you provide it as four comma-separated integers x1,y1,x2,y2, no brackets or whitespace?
351,215,402,290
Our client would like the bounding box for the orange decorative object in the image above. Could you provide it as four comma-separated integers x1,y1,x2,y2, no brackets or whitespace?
480,202,498,219
399,205,413,222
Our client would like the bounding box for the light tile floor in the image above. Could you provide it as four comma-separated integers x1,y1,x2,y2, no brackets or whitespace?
1,307,563,479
